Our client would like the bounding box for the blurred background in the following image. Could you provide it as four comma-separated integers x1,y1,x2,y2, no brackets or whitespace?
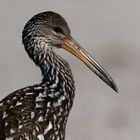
0,0,140,139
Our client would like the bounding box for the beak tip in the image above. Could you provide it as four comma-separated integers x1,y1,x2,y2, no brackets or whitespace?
109,79,118,94
113,85,119,94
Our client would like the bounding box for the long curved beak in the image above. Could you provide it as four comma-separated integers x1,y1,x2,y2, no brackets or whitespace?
62,37,118,93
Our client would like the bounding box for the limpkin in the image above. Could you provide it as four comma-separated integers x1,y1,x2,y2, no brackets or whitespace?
0,11,118,140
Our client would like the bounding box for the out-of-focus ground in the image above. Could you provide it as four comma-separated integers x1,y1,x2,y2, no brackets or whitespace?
0,1,140,140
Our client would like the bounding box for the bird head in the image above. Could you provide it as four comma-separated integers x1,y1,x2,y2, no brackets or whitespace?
22,11,118,93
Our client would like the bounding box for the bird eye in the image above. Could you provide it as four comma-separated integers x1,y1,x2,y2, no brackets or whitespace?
53,27,63,34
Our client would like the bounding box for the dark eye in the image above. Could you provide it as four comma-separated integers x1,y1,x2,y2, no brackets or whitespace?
53,27,63,34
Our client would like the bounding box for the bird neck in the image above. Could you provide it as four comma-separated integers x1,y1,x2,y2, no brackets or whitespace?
23,36,72,84
38,48,69,83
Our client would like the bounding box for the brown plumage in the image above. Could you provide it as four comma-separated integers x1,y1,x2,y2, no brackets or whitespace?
0,11,118,140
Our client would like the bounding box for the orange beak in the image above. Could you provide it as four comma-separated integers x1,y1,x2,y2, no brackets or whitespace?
62,37,118,93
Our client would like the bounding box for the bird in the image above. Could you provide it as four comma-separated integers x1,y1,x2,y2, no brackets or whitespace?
0,11,118,140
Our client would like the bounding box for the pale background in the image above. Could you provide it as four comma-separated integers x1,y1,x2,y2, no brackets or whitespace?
0,0,139,140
